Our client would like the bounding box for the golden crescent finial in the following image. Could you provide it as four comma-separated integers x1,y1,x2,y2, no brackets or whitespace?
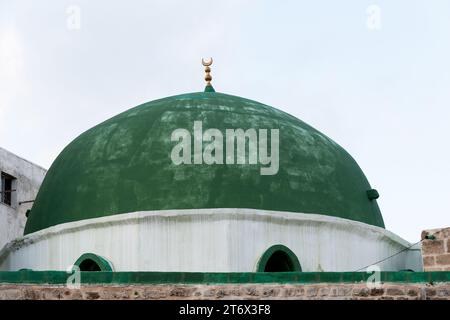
202,57,213,67
202,57,214,89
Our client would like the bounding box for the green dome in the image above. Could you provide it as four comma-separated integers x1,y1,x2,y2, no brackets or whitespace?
25,91,384,234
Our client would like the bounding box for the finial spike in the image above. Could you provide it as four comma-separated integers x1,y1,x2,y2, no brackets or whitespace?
202,57,214,91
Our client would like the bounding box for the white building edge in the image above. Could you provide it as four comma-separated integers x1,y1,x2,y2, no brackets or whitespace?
0,147,46,251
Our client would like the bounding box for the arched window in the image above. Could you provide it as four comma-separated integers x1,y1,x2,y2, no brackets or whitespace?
257,244,301,272
74,253,113,272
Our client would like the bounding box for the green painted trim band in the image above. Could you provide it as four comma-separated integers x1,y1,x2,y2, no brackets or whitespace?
0,271,449,285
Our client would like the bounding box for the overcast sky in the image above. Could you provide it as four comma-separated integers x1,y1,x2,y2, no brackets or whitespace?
1,0,449,242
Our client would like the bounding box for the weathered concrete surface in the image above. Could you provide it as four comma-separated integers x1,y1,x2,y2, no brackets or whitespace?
0,283,448,300
422,227,450,271
0,209,421,272
0,147,46,250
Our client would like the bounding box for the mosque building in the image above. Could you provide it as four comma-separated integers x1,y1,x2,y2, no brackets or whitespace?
0,60,448,301
0,59,427,275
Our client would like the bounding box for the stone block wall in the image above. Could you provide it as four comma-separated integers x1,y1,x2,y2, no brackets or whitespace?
0,283,449,300
421,227,450,271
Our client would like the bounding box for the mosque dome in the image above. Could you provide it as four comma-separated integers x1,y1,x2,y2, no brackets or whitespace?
24,90,384,234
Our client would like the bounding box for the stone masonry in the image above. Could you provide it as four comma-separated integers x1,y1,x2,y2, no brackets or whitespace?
0,283,449,300
421,227,450,271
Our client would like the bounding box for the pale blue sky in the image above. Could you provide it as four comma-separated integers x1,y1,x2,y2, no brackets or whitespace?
0,0,449,242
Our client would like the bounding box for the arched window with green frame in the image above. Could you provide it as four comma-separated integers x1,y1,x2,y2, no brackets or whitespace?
74,253,113,272
257,244,302,272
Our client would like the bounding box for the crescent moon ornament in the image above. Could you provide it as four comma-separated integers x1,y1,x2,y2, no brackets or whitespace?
202,57,213,66
201,57,215,91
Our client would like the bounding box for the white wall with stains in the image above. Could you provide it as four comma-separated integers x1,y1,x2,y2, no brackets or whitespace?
0,209,422,272
0,147,46,250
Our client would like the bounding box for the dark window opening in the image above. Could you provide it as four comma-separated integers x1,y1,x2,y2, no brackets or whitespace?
1,172,16,206
74,253,113,272
264,250,296,272
78,258,102,271
257,244,302,272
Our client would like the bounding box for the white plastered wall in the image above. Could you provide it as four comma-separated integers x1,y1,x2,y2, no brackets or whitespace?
0,209,423,272
0,147,46,250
